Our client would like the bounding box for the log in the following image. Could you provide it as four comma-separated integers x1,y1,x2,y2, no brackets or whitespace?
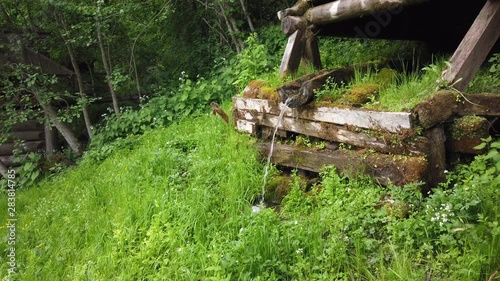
281,16,306,35
456,93,500,116
12,130,45,141
446,116,490,154
255,142,427,186
0,141,45,156
413,91,458,129
236,109,427,155
279,0,428,31
233,97,413,133
442,0,500,91
278,0,310,20
12,120,43,131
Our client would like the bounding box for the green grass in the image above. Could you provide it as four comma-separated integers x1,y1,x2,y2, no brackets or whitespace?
1,113,499,280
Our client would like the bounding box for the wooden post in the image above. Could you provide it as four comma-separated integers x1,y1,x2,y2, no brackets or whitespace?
279,28,306,77
442,0,500,91
424,126,446,190
303,29,322,70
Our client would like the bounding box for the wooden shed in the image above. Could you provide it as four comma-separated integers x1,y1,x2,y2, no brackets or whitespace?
0,32,75,174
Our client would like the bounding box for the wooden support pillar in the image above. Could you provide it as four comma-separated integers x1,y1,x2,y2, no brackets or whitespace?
279,28,306,77
303,29,322,70
442,0,500,91
424,126,446,190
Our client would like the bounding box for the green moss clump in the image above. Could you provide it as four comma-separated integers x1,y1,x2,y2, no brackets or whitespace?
346,83,380,106
450,115,489,139
377,68,398,87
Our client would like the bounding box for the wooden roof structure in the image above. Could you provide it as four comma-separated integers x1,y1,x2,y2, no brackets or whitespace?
278,0,500,91
0,32,74,76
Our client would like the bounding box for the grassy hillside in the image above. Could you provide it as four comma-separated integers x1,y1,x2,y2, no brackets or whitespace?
1,112,499,280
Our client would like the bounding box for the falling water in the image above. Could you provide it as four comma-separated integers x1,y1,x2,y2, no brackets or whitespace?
254,98,292,212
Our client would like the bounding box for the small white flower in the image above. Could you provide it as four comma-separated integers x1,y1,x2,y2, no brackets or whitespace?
177,248,183,253
296,248,303,254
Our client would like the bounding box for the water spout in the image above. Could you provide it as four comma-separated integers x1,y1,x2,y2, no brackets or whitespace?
257,97,292,208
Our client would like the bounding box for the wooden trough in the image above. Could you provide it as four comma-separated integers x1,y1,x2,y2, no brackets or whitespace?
233,86,499,188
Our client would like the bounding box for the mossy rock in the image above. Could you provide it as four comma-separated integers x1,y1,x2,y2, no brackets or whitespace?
345,83,380,106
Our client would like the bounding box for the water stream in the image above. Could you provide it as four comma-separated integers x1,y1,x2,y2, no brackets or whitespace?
253,98,292,212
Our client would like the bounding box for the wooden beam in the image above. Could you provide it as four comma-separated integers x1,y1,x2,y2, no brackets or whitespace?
442,0,500,91
278,0,310,20
236,120,256,135
0,141,45,156
281,0,428,28
413,91,458,129
255,142,427,186
456,93,500,116
12,130,45,141
279,29,306,77
302,30,322,70
423,126,446,190
12,120,43,131
236,109,427,155
234,97,413,133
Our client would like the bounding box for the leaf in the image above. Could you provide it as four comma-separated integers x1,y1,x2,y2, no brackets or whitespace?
31,170,40,181
474,142,487,150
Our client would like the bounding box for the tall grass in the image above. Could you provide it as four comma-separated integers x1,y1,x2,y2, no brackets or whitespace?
1,115,499,280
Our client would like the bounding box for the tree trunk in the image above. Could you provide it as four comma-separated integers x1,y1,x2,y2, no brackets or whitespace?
239,0,255,32
33,93,82,155
218,2,244,52
96,16,120,118
56,14,94,139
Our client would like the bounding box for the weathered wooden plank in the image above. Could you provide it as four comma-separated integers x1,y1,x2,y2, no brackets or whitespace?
442,0,500,91
233,97,413,133
236,120,256,135
279,29,306,77
12,130,45,141
423,126,446,190
0,141,45,156
255,142,427,186
237,110,427,155
456,93,500,116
